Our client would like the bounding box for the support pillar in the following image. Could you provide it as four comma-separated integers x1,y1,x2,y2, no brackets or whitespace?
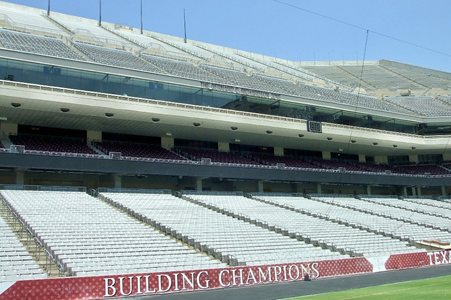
417,187,422,197
442,186,447,197
114,174,122,189
258,180,264,193
322,151,331,160
16,170,25,186
196,178,203,192
403,187,408,197
366,185,371,196
411,187,416,197
316,183,322,194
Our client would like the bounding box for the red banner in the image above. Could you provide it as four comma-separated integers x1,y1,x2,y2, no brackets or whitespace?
0,251,448,300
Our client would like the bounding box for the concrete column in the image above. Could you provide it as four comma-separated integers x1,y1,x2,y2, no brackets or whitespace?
16,170,25,186
258,180,264,193
417,187,422,196
87,131,102,142
161,137,174,149
114,174,122,189
322,151,331,160
316,183,322,194
218,142,230,152
274,147,284,157
358,154,366,163
403,187,408,197
443,153,451,161
441,186,447,197
196,178,203,192
411,187,416,196
366,185,371,196
408,154,419,164
1,123,18,136
374,156,388,165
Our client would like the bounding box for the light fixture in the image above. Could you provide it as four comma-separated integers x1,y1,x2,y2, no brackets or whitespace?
411,147,416,150
393,145,398,148
105,113,114,118
266,130,273,134
373,142,378,145
11,102,21,107
0,117,7,121
60,108,70,113
350,140,356,144
298,134,304,137
327,137,332,141
231,127,238,131
338,148,343,152
234,139,241,143
152,118,160,122
193,122,201,127
166,133,172,136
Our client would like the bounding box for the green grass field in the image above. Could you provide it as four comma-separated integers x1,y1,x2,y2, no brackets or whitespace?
283,275,451,300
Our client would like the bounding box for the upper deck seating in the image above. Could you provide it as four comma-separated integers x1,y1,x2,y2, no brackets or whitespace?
0,29,85,61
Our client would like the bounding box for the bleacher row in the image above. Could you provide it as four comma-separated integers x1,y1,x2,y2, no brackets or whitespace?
1,23,451,116
3,134,451,177
3,189,448,282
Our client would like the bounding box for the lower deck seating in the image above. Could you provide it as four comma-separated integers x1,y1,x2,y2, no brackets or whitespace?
185,193,426,257
100,192,343,266
0,190,225,277
0,212,47,282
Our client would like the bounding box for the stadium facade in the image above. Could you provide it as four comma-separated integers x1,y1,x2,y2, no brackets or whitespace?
0,1,451,195
1,2,451,298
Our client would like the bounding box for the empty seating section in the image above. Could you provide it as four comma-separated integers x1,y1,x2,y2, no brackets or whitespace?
177,148,257,165
391,164,450,176
321,198,451,232
437,95,451,105
0,29,85,61
301,65,365,88
201,65,287,94
0,212,47,282
314,196,451,243
381,63,451,89
50,16,135,48
151,37,223,63
358,197,451,231
140,54,227,84
108,30,193,60
100,192,332,266
294,83,416,115
0,7,68,36
73,42,164,74
1,190,225,277
338,65,422,91
404,197,451,212
93,141,185,162
248,154,324,170
188,194,422,257
384,96,451,117
196,45,268,72
9,135,99,156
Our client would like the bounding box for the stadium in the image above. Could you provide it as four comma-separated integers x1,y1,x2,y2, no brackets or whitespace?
0,1,450,299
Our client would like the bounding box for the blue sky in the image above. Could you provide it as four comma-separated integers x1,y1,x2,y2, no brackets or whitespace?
4,0,451,72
